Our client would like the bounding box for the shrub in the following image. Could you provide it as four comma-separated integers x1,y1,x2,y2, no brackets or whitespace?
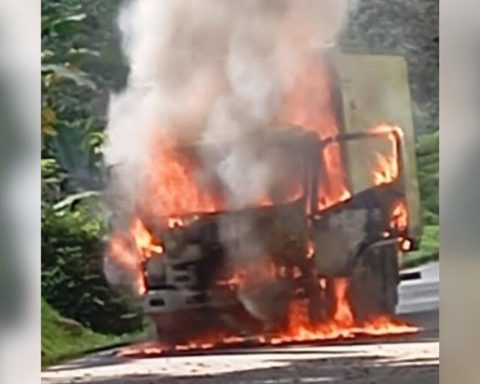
41,203,143,334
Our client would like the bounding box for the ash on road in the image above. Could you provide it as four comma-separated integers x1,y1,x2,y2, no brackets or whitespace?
42,263,439,384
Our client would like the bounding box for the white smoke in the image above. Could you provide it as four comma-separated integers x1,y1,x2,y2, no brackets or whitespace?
105,0,356,212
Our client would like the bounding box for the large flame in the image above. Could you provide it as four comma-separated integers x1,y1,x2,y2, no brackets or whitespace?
391,199,409,232
144,142,223,217
118,277,418,358
108,57,412,349
131,217,164,257
370,124,403,186
280,57,351,209
109,217,163,295
103,0,417,357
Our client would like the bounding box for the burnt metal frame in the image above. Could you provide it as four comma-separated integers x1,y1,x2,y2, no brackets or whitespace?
309,127,404,217
310,127,406,276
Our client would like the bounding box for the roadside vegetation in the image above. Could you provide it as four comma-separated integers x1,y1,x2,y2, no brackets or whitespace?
401,225,439,269
41,0,140,367
41,298,135,367
401,131,439,269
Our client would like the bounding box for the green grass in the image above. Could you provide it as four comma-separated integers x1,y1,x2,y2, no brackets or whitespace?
401,225,439,269
42,298,135,367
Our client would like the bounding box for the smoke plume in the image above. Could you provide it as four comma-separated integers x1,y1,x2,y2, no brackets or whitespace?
104,0,357,289
106,0,354,205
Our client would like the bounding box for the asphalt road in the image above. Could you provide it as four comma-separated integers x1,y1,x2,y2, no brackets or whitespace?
42,263,439,384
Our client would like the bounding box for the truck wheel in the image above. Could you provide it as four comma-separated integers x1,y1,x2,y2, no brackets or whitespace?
349,245,399,321
381,244,400,314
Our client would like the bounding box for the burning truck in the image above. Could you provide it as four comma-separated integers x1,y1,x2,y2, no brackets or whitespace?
105,48,422,349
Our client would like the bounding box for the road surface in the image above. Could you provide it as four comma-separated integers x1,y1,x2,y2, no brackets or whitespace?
42,263,439,384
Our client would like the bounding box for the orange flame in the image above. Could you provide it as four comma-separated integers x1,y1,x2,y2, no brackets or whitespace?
279,57,351,210
399,238,412,252
108,234,146,295
372,152,399,185
139,138,304,219
391,200,408,232
370,124,402,186
167,217,184,229
108,55,414,351
118,277,418,358
131,218,164,259
145,144,223,217
108,217,164,296
306,240,315,259
332,278,354,326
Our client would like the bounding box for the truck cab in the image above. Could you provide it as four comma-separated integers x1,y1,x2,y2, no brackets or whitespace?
108,51,422,342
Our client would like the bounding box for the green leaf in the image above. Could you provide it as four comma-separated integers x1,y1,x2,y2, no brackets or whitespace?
68,48,100,58
42,64,97,90
53,190,101,211
42,107,58,136
50,13,87,36
42,50,55,60
60,14,87,22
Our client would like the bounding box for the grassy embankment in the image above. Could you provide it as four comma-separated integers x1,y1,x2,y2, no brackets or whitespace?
41,298,135,367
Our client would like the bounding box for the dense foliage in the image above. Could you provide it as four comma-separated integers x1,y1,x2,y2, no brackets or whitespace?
416,131,439,223
41,0,140,336
41,204,142,334
41,297,133,366
42,0,124,194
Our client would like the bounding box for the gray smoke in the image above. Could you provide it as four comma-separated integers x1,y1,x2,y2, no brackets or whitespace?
105,0,356,208
104,0,357,291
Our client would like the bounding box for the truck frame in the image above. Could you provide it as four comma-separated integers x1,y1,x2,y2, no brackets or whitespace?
109,50,422,343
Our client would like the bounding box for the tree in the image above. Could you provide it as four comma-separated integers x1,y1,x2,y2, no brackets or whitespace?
41,0,141,334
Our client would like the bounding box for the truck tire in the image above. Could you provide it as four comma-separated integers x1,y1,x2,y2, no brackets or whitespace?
349,244,399,321
381,244,400,314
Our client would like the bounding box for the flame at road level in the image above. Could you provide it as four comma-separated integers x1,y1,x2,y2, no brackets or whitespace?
332,278,354,326
118,313,418,358
273,278,416,344
118,277,418,358
119,312,418,357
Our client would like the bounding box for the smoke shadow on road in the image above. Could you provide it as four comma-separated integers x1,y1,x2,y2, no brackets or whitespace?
51,354,438,384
